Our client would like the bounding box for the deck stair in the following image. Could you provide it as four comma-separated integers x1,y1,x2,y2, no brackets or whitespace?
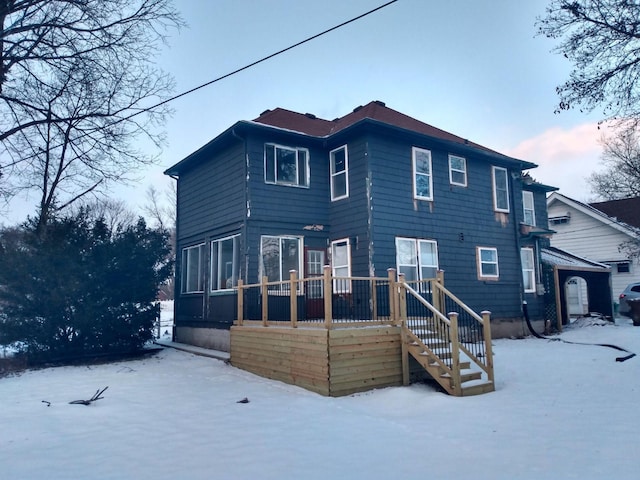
399,280,495,396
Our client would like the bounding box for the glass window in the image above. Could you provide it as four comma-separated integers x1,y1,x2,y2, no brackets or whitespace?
264,144,309,187
448,154,467,186
413,147,433,200
181,243,205,293
523,191,536,226
210,235,240,291
331,239,351,293
396,237,439,282
492,166,509,212
330,145,348,200
477,247,499,279
617,262,631,273
521,247,535,293
260,235,301,286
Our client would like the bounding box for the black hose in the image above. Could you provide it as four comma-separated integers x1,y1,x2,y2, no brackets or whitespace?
522,301,636,362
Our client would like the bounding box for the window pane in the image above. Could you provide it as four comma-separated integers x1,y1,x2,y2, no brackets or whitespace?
399,265,418,282
450,155,464,170
265,145,275,183
481,249,496,263
261,237,280,282
451,170,466,185
219,238,235,289
415,150,431,174
298,150,307,186
276,147,297,183
415,175,431,198
281,238,299,276
333,172,346,198
332,148,346,173
397,239,416,265
419,241,437,267
482,263,498,276
493,167,509,210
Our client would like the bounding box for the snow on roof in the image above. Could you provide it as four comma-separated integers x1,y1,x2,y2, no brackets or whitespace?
541,246,610,270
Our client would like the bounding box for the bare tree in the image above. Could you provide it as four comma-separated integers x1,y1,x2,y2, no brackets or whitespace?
72,197,138,234
537,1,640,123
588,123,640,200
0,1,183,227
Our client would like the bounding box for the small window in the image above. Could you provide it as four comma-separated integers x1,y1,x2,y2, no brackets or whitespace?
331,239,351,293
521,247,535,293
210,235,241,291
448,154,467,186
477,247,499,280
181,243,205,293
492,166,509,212
264,144,309,187
413,147,433,200
522,191,536,226
549,215,570,225
330,145,349,200
617,262,631,274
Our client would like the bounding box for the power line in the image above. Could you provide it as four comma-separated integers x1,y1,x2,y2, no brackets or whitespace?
1,0,399,165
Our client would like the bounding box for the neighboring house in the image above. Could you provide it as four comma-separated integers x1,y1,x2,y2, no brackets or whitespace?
165,100,563,352
547,193,640,311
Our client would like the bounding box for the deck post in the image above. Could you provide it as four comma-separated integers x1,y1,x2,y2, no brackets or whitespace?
237,279,244,326
323,265,332,328
261,275,269,327
397,272,410,386
449,312,462,396
434,270,445,315
387,268,397,324
290,270,298,328
481,310,494,383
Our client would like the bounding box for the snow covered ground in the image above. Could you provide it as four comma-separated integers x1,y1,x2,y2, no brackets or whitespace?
1,316,639,480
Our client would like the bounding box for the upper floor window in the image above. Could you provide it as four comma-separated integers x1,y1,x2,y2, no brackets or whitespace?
396,237,439,282
330,145,349,200
448,154,467,187
265,144,309,187
520,247,536,293
260,235,302,293
522,191,536,226
412,147,433,201
331,238,351,293
181,243,205,293
210,235,241,291
492,166,509,212
477,246,499,280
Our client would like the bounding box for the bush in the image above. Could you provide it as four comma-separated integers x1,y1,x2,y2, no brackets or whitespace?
0,209,173,363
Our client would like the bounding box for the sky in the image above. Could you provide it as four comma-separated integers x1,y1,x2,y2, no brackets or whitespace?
1,310,639,479
2,0,611,225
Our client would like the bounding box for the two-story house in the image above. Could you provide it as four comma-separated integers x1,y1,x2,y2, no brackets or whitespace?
165,101,560,352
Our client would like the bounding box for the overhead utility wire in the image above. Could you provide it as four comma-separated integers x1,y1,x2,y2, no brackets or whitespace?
124,0,399,123
1,0,399,166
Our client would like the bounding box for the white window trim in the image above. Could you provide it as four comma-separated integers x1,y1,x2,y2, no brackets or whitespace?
522,191,536,226
331,238,351,293
210,234,240,292
448,154,467,187
330,145,349,201
412,147,433,201
492,166,510,213
477,246,499,280
264,143,309,187
521,247,536,293
395,237,439,282
181,243,205,294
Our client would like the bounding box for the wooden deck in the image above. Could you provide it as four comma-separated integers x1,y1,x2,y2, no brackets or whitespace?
230,268,495,397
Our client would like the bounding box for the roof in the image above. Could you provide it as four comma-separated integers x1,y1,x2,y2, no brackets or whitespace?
541,246,610,271
166,100,539,176
254,100,527,162
547,192,640,238
590,197,640,229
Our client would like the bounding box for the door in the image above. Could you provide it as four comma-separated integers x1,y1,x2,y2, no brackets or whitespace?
305,248,325,319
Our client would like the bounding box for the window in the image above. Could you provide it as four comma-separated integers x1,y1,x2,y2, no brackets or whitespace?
181,243,205,293
412,147,433,200
260,236,302,291
549,215,570,225
492,166,509,212
306,249,325,298
264,144,309,187
617,262,631,274
477,247,499,280
210,235,240,291
395,237,439,282
522,191,536,226
448,154,467,186
521,247,535,293
331,239,351,293
330,145,348,200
